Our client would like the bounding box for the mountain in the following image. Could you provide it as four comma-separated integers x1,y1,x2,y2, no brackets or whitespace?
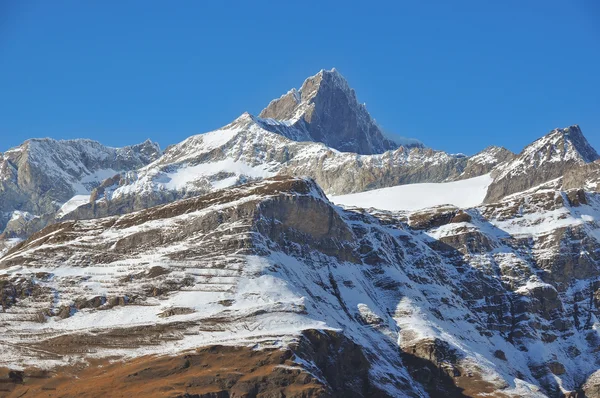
485,125,600,203
0,138,161,244
57,114,513,223
2,175,600,396
259,68,406,155
2,69,600,397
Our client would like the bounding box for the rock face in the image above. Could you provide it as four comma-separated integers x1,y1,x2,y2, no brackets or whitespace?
583,370,600,398
563,160,600,193
0,138,161,240
2,175,600,396
281,143,514,194
485,125,599,203
259,68,402,155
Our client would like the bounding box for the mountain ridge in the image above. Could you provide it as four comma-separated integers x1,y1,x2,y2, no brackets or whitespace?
0,137,161,249
1,69,600,397
485,125,599,203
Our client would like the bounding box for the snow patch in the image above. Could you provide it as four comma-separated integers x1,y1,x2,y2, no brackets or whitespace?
331,174,493,211
57,195,91,217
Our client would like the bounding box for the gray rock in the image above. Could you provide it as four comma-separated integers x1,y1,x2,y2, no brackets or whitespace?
259,68,403,155
485,125,599,203
0,138,161,239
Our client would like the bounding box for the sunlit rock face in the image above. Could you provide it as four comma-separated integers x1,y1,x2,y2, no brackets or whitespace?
2,174,600,396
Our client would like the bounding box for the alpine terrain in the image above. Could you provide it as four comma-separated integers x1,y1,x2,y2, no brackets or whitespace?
1,69,600,398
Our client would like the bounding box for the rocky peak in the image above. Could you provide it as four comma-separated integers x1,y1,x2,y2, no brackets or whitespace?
260,69,352,122
259,68,402,155
519,125,599,166
123,139,162,164
4,138,161,171
459,146,516,179
485,125,599,203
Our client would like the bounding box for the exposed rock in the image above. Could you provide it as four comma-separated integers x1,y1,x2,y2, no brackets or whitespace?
547,361,566,375
407,206,461,230
259,68,400,155
0,138,161,241
158,307,196,318
583,370,600,398
566,189,588,206
563,160,600,192
2,175,600,397
494,350,507,361
485,125,599,203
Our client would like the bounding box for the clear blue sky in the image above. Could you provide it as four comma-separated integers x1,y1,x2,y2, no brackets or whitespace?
0,0,598,155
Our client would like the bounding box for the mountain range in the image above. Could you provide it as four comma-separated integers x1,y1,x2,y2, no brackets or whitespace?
1,69,600,397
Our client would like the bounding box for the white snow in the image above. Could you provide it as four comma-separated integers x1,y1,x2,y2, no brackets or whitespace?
330,174,493,211
57,195,90,217
164,159,275,191
9,210,35,222
197,128,239,152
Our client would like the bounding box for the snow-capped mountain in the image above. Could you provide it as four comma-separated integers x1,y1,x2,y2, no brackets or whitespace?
259,68,406,155
59,114,513,222
485,125,600,203
0,138,161,242
1,69,600,397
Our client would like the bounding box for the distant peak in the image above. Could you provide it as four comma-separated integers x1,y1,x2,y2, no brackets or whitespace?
256,68,400,154
528,125,599,163
232,112,254,124
259,68,355,123
129,139,162,154
546,124,581,139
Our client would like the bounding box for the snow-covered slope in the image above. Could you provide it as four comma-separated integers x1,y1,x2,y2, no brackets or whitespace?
2,176,600,396
60,113,511,223
331,173,493,211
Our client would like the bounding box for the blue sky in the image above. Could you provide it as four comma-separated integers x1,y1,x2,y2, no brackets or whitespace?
0,0,598,155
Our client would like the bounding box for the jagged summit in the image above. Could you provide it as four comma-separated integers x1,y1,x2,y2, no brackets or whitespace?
485,125,599,202
494,125,598,181
260,68,352,121
538,125,599,163
6,137,161,166
258,68,406,155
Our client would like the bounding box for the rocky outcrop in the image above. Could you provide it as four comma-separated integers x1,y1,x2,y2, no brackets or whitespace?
583,370,600,398
281,144,512,195
462,146,516,178
563,160,600,192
